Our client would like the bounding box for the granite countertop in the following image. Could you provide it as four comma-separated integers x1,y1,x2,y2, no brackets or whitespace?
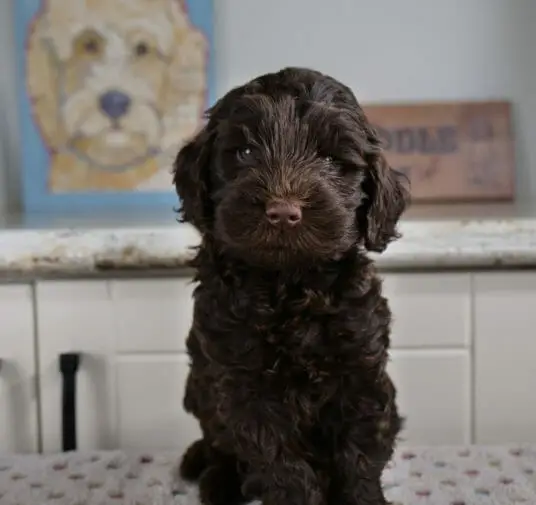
2,203,536,279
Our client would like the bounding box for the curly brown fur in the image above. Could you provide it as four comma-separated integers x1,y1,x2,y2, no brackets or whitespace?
174,67,410,505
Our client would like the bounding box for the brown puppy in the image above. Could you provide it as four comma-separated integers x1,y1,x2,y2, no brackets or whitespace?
173,67,410,505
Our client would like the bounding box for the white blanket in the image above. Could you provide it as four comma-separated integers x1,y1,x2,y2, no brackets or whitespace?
1,445,535,504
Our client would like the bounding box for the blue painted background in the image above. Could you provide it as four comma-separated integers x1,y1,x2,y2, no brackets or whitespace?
13,0,215,214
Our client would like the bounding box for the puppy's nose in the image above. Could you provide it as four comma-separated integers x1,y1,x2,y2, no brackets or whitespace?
99,90,131,119
266,200,302,226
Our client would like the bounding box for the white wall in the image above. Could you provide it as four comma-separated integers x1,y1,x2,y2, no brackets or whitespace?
1,0,535,213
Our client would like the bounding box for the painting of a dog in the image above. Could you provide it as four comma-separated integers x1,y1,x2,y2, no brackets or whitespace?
22,0,209,194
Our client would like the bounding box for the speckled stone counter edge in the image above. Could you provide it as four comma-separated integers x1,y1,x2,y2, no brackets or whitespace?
2,218,536,279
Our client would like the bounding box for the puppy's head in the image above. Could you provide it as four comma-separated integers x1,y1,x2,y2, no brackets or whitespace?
174,67,409,268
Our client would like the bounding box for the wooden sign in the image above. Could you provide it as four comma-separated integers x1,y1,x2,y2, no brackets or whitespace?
362,101,515,202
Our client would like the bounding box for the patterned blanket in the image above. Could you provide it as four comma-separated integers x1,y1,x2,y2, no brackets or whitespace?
1,445,535,504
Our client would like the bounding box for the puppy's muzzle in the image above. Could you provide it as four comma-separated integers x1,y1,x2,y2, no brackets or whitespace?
265,199,302,226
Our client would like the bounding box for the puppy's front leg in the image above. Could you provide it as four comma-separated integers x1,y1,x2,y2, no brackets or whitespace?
225,407,324,505
330,468,386,505
242,458,323,505
329,430,393,505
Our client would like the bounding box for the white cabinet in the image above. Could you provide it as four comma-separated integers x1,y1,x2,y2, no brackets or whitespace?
2,269,535,453
0,284,38,453
474,272,536,444
36,279,201,454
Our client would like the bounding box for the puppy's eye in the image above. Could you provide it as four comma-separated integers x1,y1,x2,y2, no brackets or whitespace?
236,146,254,162
321,155,336,166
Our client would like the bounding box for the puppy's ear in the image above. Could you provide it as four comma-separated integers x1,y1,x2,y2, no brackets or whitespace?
360,149,410,253
173,125,214,233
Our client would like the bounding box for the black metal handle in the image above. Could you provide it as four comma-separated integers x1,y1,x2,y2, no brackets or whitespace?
59,353,81,452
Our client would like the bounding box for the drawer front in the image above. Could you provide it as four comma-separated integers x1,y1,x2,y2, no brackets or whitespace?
388,349,471,445
110,278,196,353
382,273,471,348
38,281,118,452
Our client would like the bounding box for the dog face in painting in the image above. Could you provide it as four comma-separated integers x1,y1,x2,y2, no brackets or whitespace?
26,0,207,191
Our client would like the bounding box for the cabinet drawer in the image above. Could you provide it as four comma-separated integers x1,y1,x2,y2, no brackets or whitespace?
383,273,471,348
110,278,196,352
37,281,117,452
388,349,471,445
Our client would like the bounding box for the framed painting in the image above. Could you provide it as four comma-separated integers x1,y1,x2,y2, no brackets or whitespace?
13,0,215,213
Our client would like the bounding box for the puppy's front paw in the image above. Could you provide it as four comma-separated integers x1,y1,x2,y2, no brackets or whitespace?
180,439,209,482
199,464,247,505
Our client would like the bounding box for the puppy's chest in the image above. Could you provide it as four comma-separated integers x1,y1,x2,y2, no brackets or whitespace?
252,316,351,403
254,350,341,423
242,289,349,346
201,282,375,378
220,289,363,377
